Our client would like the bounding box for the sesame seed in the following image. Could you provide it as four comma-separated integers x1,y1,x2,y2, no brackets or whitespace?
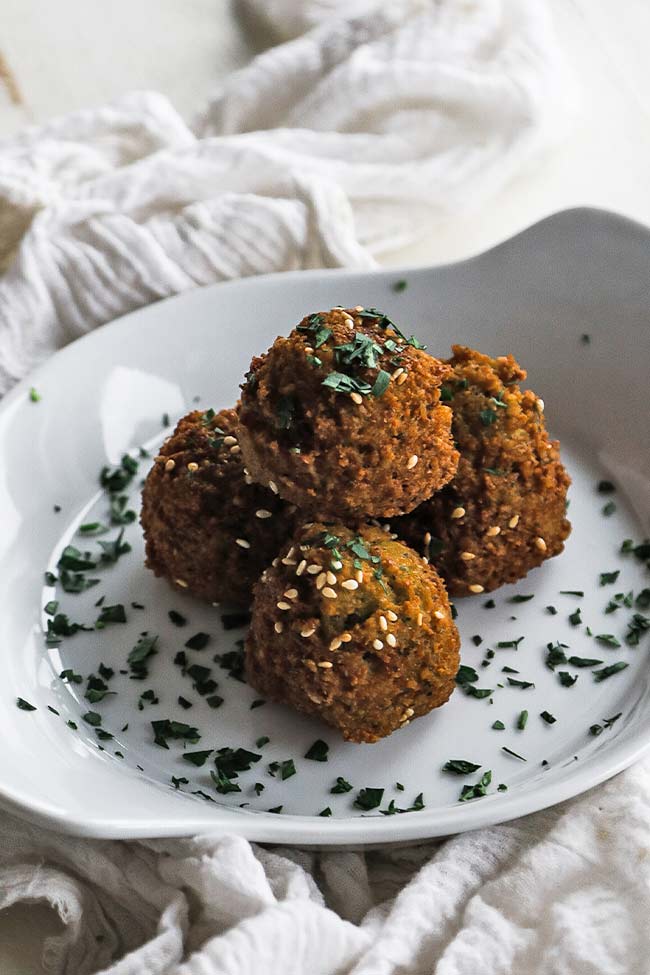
175,578,188,588
304,659,317,671
235,538,250,549
354,305,364,312
535,536,547,552
469,584,485,593
229,445,241,454
340,632,352,642
350,392,363,405
243,467,250,475
379,615,388,631
322,587,337,599
164,459,175,472
256,509,272,519
274,622,284,634
400,719,411,727
386,633,397,648
355,569,364,584
417,612,424,626
373,639,384,650
331,560,343,571
316,572,327,590
269,481,279,494
318,661,334,669
451,507,466,519
537,398,545,411
244,475,253,485
296,560,307,576
392,368,404,381
424,532,432,545
486,526,501,537
326,571,337,585
509,515,520,528
434,610,445,620
423,556,429,564
342,579,358,590
396,372,408,385
223,435,238,446
406,455,418,470
277,601,291,611
301,626,316,638
307,564,322,574
282,557,297,566
304,346,314,354
272,557,279,567
329,638,342,651
404,707,415,718
187,462,199,472
387,610,398,622
284,589,298,600
460,551,476,561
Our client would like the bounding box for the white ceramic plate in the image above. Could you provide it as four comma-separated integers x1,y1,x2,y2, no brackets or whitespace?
1,207,649,845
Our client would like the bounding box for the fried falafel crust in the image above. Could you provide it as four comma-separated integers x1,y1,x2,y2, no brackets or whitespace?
246,522,460,743
393,346,571,596
237,308,459,520
141,408,295,606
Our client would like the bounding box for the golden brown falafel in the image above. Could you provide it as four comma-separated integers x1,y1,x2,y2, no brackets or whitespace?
141,407,296,606
237,307,459,521
393,346,571,596
245,522,460,743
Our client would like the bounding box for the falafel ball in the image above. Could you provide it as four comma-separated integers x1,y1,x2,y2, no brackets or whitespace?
393,346,571,597
237,307,459,520
141,407,296,606
245,522,460,743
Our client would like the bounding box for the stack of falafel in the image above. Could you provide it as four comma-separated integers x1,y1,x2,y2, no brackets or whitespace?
141,307,570,743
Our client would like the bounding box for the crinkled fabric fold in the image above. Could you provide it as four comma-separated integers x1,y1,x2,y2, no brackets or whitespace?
1,763,648,974
0,0,571,393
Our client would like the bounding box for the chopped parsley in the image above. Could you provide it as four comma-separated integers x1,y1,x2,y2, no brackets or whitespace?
540,711,556,724
331,776,353,794
151,719,200,748
626,613,650,646
517,710,529,730
442,759,481,775
127,634,158,679
96,603,127,626
185,632,211,651
353,787,384,811
16,697,36,711
392,279,408,292
594,634,621,648
599,571,620,586
507,677,535,689
459,770,492,802
29,387,40,403
268,759,296,781
492,720,505,730
568,609,582,626
558,672,578,687
568,656,603,667
168,610,187,627
182,750,213,768
304,739,329,762
509,594,534,603
592,661,628,682
502,746,526,762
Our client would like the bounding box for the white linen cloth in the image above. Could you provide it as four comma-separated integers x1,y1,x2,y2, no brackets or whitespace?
2,3,635,974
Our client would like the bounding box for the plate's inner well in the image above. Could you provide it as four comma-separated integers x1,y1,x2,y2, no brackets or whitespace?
37,429,650,819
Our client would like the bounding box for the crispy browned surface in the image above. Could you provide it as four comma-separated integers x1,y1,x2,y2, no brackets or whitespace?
237,308,459,520
246,522,460,743
393,346,571,596
141,408,296,606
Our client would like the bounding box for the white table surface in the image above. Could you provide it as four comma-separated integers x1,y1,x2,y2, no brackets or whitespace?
1,0,649,971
